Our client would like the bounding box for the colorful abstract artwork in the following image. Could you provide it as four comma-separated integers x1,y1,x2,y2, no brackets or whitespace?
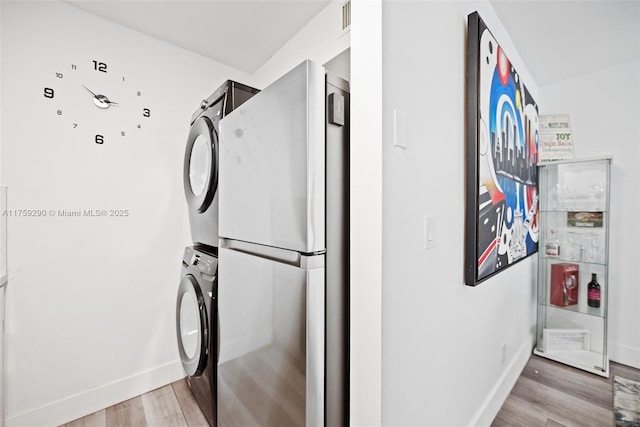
465,12,539,286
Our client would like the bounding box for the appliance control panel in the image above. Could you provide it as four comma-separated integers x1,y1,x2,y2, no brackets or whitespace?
183,247,217,275
191,254,216,275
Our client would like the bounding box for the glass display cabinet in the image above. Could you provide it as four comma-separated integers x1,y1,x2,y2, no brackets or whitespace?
534,157,611,377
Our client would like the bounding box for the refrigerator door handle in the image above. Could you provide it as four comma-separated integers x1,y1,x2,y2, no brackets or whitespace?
307,266,325,427
220,238,325,268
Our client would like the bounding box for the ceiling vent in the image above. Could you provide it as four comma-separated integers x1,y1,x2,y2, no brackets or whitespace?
342,1,351,30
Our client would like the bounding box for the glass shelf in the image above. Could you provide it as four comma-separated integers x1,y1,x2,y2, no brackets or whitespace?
536,157,611,378
539,256,605,266
538,302,606,319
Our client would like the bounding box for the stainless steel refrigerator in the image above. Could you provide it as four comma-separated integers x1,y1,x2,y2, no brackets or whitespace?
217,59,349,427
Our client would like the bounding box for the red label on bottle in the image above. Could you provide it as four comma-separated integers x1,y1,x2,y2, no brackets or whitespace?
588,289,601,300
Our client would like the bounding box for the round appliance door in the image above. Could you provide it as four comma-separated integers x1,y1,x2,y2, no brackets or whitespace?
176,274,208,376
183,116,218,213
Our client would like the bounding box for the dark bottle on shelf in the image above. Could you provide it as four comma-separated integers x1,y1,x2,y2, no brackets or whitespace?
587,273,601,308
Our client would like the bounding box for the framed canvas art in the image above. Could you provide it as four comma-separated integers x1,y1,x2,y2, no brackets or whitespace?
465,12,539,286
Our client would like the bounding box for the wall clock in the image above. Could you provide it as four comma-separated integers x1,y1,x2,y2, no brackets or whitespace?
43,59,152,145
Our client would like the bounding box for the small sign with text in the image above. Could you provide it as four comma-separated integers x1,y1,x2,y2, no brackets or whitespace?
538,114,574,164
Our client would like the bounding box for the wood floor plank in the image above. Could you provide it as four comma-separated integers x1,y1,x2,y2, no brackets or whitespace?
105,395,146,427
172,379,210,427
522,355,613,410
545,418,567,427
611,361,640,383
141,384,189,427
64,409,106,427
507,376,612,427
491,384,550,427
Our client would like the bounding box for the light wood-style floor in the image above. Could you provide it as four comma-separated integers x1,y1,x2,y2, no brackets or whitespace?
62,379,209,427
492,354,640,427
65,354,640,427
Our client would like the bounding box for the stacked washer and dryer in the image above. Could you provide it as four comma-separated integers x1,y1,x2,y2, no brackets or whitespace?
176,60,351,427
175,80,259,426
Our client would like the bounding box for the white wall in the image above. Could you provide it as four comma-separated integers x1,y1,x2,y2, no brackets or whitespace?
540,60,640,369
381,1,538,425
249,0,350,88
0,2,250,425
350,1,382,425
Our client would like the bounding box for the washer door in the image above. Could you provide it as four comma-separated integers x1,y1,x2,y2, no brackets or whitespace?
184,116,218,213
176,274,208,376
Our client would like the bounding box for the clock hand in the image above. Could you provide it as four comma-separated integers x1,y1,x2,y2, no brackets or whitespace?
82,85,119,108
96,96,119,106
81,84,98,98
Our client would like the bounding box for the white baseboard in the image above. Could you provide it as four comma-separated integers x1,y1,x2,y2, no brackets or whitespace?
469,340,532,427
609,340,640,369
6,360,185,427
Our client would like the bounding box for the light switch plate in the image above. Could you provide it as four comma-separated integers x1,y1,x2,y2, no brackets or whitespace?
394,110,408,149
424,216,436,249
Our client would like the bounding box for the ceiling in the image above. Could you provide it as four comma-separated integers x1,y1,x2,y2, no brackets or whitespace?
64,0,640,85
64,0,331,74
491,0,640,86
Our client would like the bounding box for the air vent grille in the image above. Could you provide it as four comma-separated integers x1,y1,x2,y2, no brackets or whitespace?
342,1,351,30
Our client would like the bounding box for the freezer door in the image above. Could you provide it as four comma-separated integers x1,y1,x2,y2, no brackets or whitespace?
217,245,325,427
219,60,326,253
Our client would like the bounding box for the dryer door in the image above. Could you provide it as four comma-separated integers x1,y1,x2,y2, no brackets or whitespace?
184,116,218,213
176,274,208,376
